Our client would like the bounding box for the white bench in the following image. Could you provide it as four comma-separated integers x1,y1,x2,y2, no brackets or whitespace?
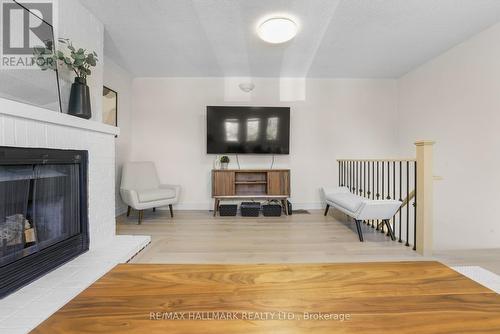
322,186,401,242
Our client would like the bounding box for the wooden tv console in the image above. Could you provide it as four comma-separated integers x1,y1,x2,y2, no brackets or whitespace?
211,169,291,216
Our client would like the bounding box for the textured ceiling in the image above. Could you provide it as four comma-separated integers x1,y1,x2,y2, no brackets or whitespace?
81,0,500,78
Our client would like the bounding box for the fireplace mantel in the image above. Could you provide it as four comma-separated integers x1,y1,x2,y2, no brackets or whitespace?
0,98,119,136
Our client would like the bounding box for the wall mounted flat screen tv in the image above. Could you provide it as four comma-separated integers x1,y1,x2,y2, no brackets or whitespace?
207,106,290,154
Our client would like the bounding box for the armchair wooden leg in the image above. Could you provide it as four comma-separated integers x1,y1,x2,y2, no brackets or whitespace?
138,210,143,224
126,206,131,217
324,204,330,216
153,207,156,212
355,220,364,242
169,204,174,218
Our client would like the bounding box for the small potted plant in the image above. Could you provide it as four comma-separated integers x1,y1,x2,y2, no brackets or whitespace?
220,156,230,170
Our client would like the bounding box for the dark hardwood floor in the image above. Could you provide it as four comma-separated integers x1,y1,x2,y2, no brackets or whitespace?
32,261,500,333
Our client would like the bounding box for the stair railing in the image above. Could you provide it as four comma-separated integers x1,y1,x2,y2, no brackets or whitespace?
337,141,435,255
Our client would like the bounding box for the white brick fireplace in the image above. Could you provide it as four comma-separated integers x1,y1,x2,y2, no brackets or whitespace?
0,99,150,333
1,99,116,248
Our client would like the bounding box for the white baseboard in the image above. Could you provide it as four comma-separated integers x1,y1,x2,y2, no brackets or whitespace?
149,201,325,211
115,201,325,215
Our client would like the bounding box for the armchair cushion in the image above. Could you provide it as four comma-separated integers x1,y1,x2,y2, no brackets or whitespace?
137,188,176,203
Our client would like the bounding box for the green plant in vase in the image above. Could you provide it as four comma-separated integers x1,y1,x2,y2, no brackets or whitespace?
34,38,98,119
220,156,230,170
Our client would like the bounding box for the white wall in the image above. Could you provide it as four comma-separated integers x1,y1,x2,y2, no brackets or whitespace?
103,57,133,215
397,23,500,250
130,78,399,210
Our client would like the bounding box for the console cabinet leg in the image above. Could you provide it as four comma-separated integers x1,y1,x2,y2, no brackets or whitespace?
280,200,288,216
213,199,220,217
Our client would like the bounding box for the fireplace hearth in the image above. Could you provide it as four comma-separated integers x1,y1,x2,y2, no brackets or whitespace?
0,147,88,298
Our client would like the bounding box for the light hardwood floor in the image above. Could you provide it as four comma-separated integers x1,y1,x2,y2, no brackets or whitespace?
117,209,422,264
117,210,500,275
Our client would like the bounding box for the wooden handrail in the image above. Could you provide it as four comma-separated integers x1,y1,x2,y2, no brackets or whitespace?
396,190,415,214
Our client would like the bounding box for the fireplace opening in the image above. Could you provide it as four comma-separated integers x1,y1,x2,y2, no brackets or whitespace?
0,147,88,298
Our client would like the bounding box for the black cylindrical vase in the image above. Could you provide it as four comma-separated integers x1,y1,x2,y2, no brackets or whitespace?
68,77,91,119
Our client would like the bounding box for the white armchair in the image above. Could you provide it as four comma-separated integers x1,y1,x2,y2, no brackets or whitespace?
120,161,180,224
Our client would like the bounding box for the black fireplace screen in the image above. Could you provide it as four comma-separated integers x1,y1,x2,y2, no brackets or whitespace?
0,147,88,297
0,164,81,266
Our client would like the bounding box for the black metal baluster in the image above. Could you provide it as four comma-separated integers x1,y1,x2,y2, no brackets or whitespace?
350,161,353,193
405,161,410,247
346,161,349,190
385,161,391,236
381,161,384,201
367,162,371,199
380,161,385,233
371,161,375,228
392,161,396,234
355,161,358,194
413,161,417,251
341,161,344,187
386,161,391,200
347,161,350,191
363,161,366,197
398,161,402,243
339,160,344,187
338,161,341,186
344,161,347,187
343,161,347,188
365,161,371,225
376,161,381,230
361,161,363,196
356,161,361,195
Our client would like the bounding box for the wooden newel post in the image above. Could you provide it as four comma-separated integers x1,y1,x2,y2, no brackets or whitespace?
415,140,435,256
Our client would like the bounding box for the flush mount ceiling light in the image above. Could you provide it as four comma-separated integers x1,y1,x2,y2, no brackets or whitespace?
239,82,255,93
257,17,298,44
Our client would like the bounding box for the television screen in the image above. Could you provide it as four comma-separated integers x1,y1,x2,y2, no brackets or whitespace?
207,106,290,154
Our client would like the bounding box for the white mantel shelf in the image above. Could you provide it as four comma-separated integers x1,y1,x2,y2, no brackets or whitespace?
0,98,119,136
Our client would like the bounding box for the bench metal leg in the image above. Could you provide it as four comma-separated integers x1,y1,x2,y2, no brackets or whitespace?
355,220,364,242
383,219,396,241
324,204,330,216
169,204,174,218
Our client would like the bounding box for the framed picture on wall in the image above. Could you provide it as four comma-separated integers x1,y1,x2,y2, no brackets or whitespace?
102,86,118,127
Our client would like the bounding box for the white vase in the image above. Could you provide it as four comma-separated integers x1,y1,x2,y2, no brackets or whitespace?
220,162,228,170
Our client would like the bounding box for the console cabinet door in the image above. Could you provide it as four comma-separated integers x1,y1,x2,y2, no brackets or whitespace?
267,171,290,196
212,171,235,196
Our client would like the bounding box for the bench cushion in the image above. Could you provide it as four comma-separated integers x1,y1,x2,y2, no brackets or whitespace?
326,192,364,213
